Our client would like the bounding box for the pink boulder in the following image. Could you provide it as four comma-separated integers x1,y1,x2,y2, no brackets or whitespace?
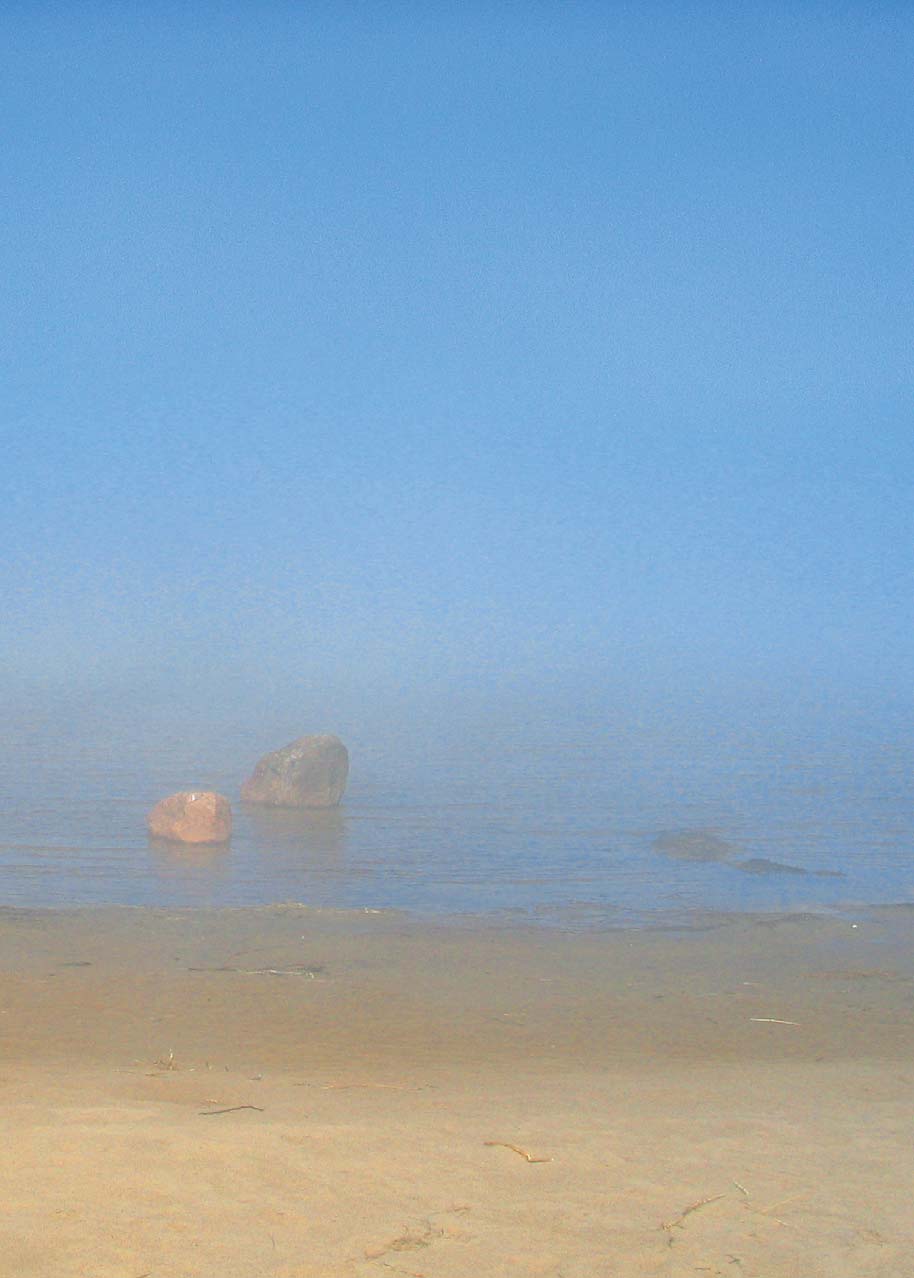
146,791,232,844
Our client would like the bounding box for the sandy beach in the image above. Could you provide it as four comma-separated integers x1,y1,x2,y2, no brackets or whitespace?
0,905,912,1276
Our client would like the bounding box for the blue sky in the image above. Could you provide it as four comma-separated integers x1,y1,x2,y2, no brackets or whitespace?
2,3,912,721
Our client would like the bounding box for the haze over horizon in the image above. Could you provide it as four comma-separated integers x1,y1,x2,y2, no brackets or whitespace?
3,4,911,731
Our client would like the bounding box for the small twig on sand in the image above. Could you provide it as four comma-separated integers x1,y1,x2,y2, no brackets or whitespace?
662,1193,726,1231
484,1141,551,1163
733,1180,750,1198
199,1104,265,1116
188,965,322,977
322,1082,410,1091
755,1192,807,1217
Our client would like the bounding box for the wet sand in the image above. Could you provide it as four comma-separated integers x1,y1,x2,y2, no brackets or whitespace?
1,904,913,1276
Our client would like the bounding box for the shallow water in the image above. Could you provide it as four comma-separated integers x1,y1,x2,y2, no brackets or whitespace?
0,698,911,925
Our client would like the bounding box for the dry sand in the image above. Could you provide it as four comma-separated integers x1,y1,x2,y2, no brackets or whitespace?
0,904,913,1276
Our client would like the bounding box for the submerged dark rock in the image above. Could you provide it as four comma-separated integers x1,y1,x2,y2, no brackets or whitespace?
241,734,349,809
734,857,808,876
652,829,736,862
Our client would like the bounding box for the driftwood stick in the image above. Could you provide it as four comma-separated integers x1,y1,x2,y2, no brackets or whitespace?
199,1104,265,1116
484,1141,551,1163
662,1192,726,1231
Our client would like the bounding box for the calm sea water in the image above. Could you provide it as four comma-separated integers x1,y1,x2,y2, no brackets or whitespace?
0,697,911,926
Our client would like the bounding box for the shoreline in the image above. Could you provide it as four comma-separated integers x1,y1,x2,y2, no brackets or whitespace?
1,902,913,1274
2,901,914,1072
1,890,912,930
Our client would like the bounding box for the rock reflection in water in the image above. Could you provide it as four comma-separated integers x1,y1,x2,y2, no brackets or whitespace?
148,836,231,900
243,805,346,866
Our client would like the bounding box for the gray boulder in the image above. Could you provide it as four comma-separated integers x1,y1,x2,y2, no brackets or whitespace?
241,734,349,808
